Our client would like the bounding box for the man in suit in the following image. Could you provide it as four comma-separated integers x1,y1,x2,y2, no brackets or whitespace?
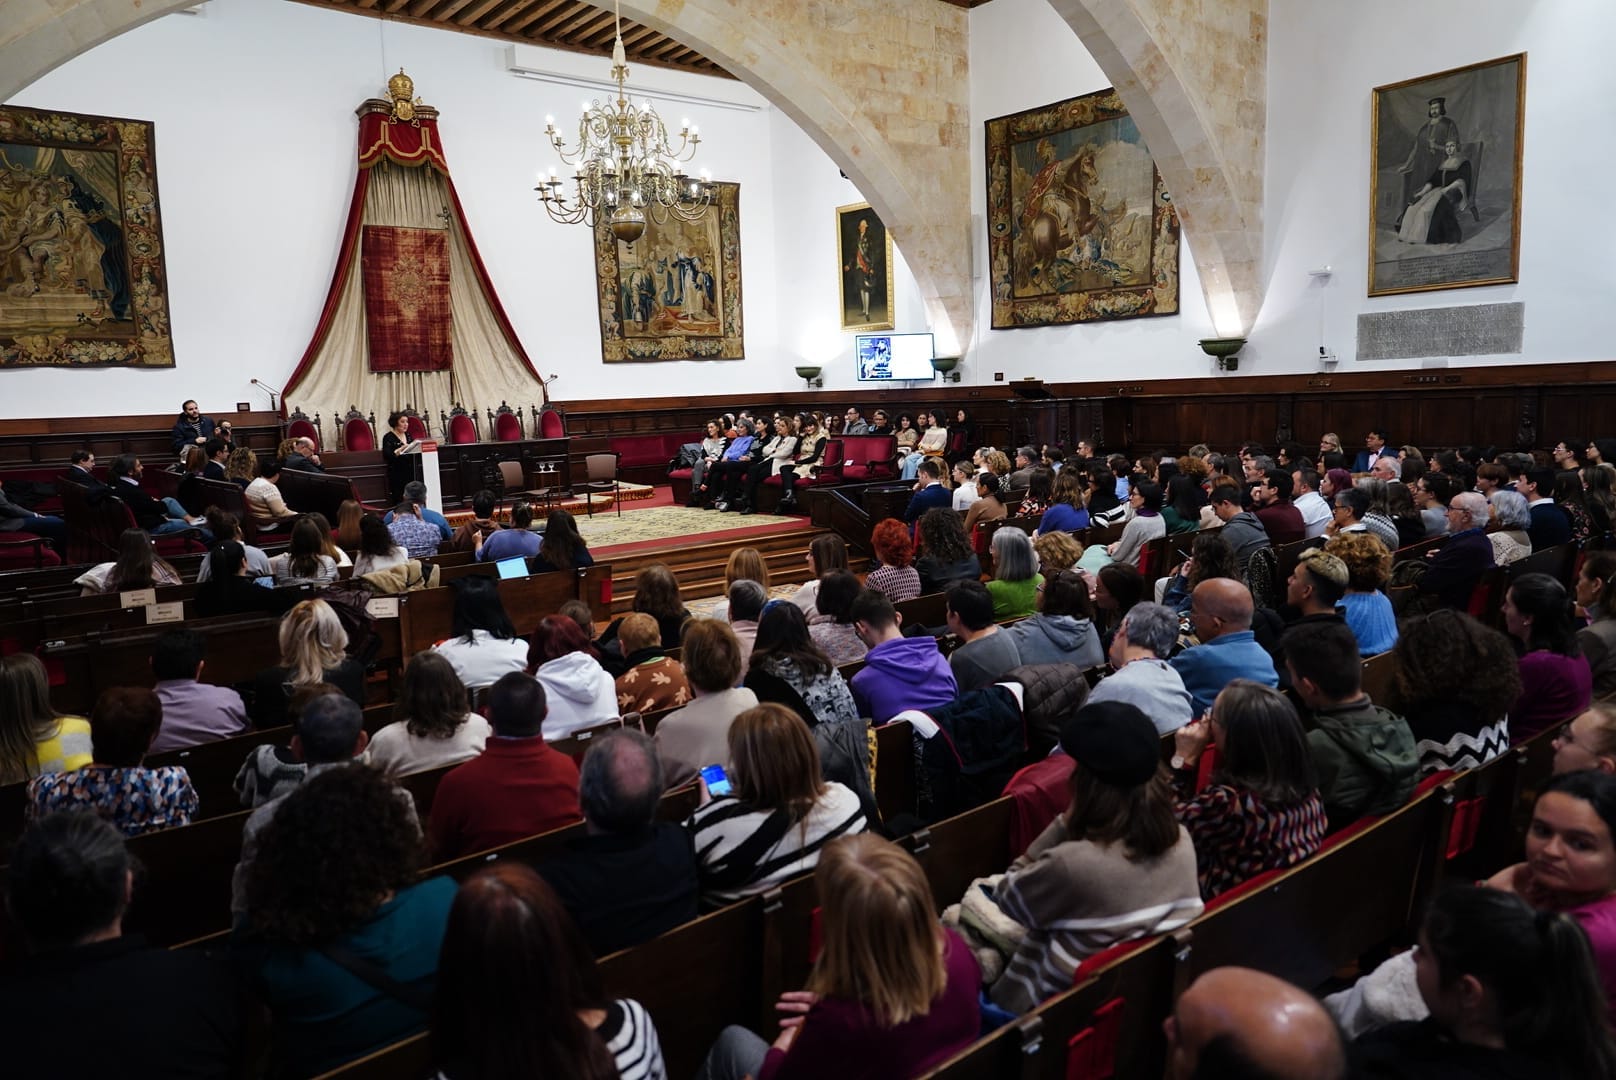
1352,427,1395,473
283,437,326,474
1517,466,1572,550
105,454,207,538
63,450,107,497
1005,446,1037,495
201,439,230,481
903,458,952,523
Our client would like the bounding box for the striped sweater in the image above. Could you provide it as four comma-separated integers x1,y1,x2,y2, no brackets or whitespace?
686,783,867,907
990,818,1203,1014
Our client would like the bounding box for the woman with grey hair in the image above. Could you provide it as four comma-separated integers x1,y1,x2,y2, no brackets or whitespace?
1085,602,1193,734
1488,488,1534,566
1353,478,1402,550
986,526,1042,619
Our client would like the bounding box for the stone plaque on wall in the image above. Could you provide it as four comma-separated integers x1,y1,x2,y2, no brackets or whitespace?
1356,302,1523,361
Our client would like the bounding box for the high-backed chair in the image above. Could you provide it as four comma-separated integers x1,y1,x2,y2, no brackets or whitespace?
440,404,479,445
536,405,567,439
580,452,620,518
488,401,524,442
341,406,377,452
400,405,430,441
286,407,322,453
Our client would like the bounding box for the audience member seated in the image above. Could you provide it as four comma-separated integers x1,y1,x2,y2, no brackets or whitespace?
746,601,860,731
1035,469,1091,535
352,512,409,576
528,509,591,573
614,611,693,714
1171,579,1279,717
1092,561,1147,654
103,453,208,537
789,535,849,619
1006,567,1103,668
0,477,67,553
693,419,757,508
1250,469,1306,545
1577,551,1616,699
1291,467,1332,540
74,527,182,595
986,527,1044,619
1504,573,1594,741
1165,967,1347,1080
232,694,378,915
1004,446,1037,495
685,704,867,907
1586,463,1616,539
903,458,952,524
1284,620,1417,830
282,435,326,475
538,730,699,957
1013,465,1055,518
1208,483,1271,573
848,590,956,725
448,489,503,553
0,812,244,1076
710,547,771,623
697,834,979,1080
808,570,870,666
1518,466,1573,550
474,501,540,563
148,627,249,754
527,615,619,740
1485,488,1534,567
1416,490,1494,609
598,563,693,662
0,654,92,785
386,497,443,560
195,508,272,582
914,508,982,594
1032,529,1084,576
1161,532,1240,617
946,579,1023,692
248,599,366,728
380,480,451,541
1553,704,1616,775
1170,681,1327,899
430,576,530,691
962,472,1009,536
657,618,758,787
866,518,922,604
1326,485,1370,539
267,516,340,586
726,578,766,668
990,702,1202,1013
244,460,298,534
1104,481,1165,567
1354,884,1616,1078
194,539,296,618
1392,610,1518,774
433,863,668,1079
1086,603,1193,734
1281,548,1349,639
28,687,197,837
1323,531,1399,655
243,765,453,1076
223,445,257,491
1384,482,1425,549
367,652,490,777
235,683,341,807
429,672,581,860
1354,480,1404,551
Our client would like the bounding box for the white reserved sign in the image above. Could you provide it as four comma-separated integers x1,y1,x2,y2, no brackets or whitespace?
366,597,400,619
145,602,185,625
119,588,156,608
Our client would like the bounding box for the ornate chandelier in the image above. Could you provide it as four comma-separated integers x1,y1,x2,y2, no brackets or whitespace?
535,0,712,245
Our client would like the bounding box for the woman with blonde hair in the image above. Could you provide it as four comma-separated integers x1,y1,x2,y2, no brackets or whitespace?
1552,702,1616,776
0,654,92,786
225,446,259,490
1032,530,1084,574
684,703,866,907
248,599,366,727
712,546,772,621
696,835,980,1080
1324,531,1398,655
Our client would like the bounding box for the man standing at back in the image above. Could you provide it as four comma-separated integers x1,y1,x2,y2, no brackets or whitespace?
1171,579,1278,717
849,590,956,724
428,672,580,860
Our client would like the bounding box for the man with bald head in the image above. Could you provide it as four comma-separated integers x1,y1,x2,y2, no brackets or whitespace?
1170,579,1279,717
1166,966,1348,1080
537,728,698,955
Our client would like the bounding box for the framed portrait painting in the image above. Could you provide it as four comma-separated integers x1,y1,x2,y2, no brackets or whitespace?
836,202,894,332
591,181,743,362
0,105,176,368
984,87,1180,329
1369,54,1525,297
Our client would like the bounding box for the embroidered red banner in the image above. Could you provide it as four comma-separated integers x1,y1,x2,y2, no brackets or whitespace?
361,225,452,373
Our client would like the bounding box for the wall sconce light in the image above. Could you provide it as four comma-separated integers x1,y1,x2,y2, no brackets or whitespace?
1199,337,1247,372
795,365,823,389
932,356,962,383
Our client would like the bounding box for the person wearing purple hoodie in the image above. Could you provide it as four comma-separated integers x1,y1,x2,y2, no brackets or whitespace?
846,590,956,725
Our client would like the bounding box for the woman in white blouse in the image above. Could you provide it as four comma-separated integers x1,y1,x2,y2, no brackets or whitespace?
367,651,490,777
431,576,530,691
268,517,340,586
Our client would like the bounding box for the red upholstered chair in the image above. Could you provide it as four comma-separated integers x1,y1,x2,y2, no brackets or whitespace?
0,533,61,571
440,404,479,445
286,408,321,453
536,406,567,439
401,406,430,441
488,401,524,442
341,407,377,452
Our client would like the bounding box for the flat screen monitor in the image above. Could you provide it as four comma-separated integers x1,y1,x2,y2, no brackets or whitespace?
495,557,530,580
855,332,934,382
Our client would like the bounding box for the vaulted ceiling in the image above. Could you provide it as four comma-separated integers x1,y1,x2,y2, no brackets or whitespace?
288,0,993,79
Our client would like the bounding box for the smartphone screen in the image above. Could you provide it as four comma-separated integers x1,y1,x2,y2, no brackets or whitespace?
700,763,732,797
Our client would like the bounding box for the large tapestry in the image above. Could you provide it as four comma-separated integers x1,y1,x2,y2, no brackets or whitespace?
985,89,1179,329
361,225,452,372
591,182,743,362
0,106,175,368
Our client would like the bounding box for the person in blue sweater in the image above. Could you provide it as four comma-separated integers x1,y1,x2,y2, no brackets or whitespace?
1170,578,1278,718
903,458,953,523
847,589,956,725
1324,531,1399,656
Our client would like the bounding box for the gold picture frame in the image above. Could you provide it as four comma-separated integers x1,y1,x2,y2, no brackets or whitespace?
1368,53,1525,297
836,201,894,332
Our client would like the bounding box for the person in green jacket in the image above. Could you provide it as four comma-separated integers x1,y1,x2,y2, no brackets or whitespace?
1281,620,1417,831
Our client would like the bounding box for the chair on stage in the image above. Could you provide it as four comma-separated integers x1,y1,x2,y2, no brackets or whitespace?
488,401,524,442
341,406,377,452
440,404,480,445
579,452,621,518
285,407,322,453
400,405,430,441
536,405,567,439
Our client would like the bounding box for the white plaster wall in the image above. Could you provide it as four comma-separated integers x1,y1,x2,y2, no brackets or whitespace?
1,0,924,417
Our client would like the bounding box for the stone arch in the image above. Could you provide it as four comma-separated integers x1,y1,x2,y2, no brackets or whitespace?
1045,0,1267,335
1,0,976,356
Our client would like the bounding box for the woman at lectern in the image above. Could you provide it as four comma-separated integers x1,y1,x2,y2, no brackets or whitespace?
381,411,423,504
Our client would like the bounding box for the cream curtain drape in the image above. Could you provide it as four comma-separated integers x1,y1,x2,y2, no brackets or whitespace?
286,160,545,445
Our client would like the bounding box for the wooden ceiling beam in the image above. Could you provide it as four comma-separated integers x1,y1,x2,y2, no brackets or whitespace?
454,0,511,26
502,0,571,34
527,1,592,37
552,5,614,41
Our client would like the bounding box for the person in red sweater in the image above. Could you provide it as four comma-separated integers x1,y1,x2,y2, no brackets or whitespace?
1251,469,1306,545
694,834,980,1080
427,672,580,860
